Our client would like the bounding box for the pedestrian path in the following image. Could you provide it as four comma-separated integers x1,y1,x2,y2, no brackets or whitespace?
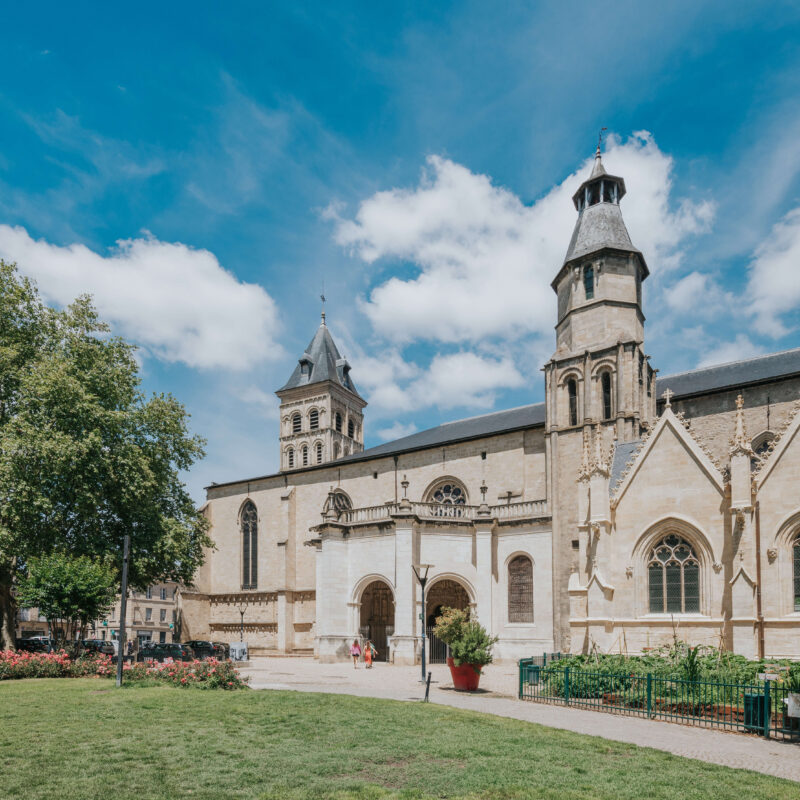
240,657,800,783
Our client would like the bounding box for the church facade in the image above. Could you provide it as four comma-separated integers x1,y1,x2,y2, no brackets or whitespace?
181,148,800,663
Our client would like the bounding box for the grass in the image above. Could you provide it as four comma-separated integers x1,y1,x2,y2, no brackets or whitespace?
0,679,797,800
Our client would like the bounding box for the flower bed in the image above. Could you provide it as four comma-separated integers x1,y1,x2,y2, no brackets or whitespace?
0,650,248,689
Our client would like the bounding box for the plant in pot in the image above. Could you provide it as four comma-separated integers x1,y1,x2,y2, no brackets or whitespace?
782,666,800,733
433,607,498,691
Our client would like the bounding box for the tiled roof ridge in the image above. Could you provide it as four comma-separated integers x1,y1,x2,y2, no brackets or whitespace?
656,346,800,383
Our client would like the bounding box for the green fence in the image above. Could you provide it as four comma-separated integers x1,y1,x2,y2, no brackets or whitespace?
518,659,800,742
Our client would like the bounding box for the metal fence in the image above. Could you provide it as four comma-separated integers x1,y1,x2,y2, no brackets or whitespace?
518,659,800,742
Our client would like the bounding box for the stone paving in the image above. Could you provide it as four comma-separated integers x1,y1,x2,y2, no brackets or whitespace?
239,656,800,783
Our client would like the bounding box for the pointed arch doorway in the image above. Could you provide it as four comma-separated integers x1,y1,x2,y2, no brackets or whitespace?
425,578,471,664
359,580,394,662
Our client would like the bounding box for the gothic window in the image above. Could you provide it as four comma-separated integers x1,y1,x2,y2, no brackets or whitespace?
793,534,800,612
567,378,578,426
292,413,302,434
309,408,319,430
647,534,700,614
241,501,258,590
601,371,613,421
348,418,355,438
287,448,294,469
315,441,323,464
302,445,309,466
335,412,342,433
332,491,352,513
425,479,468,516
583,265,594,300
508,555,534,623
751,432,776,470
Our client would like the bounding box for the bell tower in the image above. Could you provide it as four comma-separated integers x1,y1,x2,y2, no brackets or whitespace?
545,145,656,441
275,311,366,470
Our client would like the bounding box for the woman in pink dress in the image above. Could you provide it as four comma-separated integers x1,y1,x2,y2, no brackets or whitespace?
349,639,361,669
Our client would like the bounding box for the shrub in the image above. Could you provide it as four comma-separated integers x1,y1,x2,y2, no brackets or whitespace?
0,650,247,689
433,607,498,671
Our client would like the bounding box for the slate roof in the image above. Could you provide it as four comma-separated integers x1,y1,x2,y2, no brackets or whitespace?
655,347,800,401
610,440,641,494
207,347,800,490
278,320,362,399
563,201,640,265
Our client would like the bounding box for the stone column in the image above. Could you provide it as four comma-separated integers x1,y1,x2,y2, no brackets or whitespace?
389,501,419,665
474,494,495,629
276,590,289,653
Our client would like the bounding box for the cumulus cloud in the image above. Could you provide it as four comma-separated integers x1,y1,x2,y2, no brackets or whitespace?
0,225,281,370
664,270,734,317
328,131,713,345
376,421,418,441
697,335,764,368
746,207,800,337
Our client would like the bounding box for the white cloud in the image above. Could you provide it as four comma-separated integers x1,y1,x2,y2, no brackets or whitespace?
0,225,281,370
376,421,418,441
746,207,800,337
697,335,764,368
329,131,713,346
664,270,734,316
235,386,280,413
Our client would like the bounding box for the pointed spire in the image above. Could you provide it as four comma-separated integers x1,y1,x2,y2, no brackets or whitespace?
590,143,607,179
730,394,753,455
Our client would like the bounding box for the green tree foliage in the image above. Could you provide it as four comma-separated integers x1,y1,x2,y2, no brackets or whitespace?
16,553,117,649
433,607,498,669
0,260,211,649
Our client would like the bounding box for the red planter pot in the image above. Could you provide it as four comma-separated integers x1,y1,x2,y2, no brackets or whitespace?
447,656,482,691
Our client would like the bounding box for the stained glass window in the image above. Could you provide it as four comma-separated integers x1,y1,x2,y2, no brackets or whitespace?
647,534,700,613
241,501,258,590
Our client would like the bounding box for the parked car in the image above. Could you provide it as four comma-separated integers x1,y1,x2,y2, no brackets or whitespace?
80,639,115,656
137,642,195,663
212,642,230,660
15,637,50,652
183,640,216,660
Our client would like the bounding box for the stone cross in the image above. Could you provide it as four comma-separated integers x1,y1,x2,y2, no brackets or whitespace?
662,388,673,408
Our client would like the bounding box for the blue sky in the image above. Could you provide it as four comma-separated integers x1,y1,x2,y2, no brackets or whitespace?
2,2,800,500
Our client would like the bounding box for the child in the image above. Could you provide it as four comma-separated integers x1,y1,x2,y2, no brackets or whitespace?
350,639,361,668
364,640,377,668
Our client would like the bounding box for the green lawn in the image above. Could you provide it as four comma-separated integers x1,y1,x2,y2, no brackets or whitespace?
0,680,796,800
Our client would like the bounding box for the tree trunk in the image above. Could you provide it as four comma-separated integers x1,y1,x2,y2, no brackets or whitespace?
0,559,16,650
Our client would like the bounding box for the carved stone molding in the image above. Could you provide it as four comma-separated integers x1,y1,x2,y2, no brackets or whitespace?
767,548,778,564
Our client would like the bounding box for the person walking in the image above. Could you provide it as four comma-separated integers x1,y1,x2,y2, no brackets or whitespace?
364,640,377,668
349,639,361,669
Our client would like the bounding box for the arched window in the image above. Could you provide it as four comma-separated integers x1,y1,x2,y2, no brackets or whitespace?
793,534,800,612
292,413,302,434
567,378,578,426
241,501,258,590
751,431,776,469
315,441,323,464
601,371,613,421
647,534,700,613
332,491,351,513
508,555,534,623
425,479,468,517
287,448,295,469
309,408,319,430
584,265,594,300
302,445,308,466
335,412,342,433
348,418,355,438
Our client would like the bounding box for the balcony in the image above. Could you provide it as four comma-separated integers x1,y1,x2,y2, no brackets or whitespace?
338,499,548,526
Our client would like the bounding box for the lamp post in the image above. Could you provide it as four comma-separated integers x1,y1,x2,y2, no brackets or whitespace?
412,563,433,682
238,602,247,642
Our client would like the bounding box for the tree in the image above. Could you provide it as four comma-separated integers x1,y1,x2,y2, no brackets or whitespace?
0,261,212,649
16,553,117,651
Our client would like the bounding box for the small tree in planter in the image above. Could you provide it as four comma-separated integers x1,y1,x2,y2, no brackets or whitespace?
433,607,497,691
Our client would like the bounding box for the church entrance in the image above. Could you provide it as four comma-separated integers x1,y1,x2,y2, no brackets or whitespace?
359,580,394,663
425,578,471,664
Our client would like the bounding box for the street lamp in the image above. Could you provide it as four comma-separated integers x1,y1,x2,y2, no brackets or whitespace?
238,601,247,642
412,563,433,682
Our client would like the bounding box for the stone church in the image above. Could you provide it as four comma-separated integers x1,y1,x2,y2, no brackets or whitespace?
182,147,800,663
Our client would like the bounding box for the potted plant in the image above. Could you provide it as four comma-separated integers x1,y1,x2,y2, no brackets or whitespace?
782,667,800,733
433,607,497,691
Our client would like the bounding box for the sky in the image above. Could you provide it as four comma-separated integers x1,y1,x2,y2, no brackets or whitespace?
1,1,800,501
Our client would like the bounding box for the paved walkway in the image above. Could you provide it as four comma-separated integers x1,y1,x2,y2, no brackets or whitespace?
239,657,800,783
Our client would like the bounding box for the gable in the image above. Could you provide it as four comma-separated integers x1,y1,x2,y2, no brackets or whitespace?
755,411,800,491
613,414,724,510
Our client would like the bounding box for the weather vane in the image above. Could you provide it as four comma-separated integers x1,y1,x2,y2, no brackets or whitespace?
598,126,608,149
320,282,326,323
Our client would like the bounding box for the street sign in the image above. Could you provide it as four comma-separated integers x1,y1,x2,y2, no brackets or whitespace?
758,673,779,681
